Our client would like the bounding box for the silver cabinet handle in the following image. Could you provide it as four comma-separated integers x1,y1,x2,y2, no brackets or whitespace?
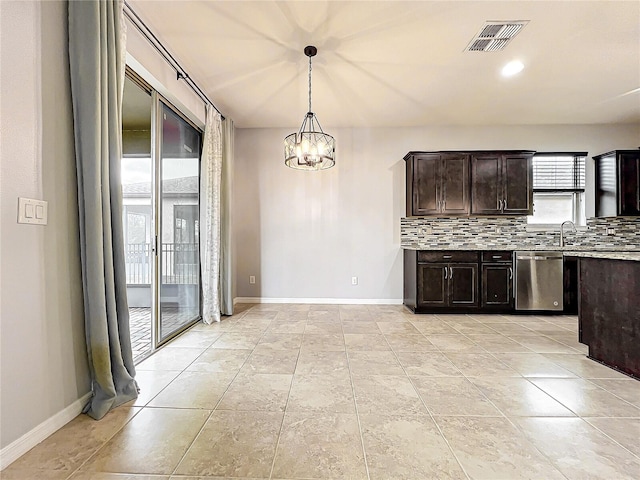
444,267,448,280
449,267,453,278
509,267,513,280
502,199,507,211
443,255,452,259
442,199,446,210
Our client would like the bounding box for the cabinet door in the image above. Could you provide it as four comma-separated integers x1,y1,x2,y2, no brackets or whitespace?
412,155,441,215
619,152,640,216
417,263,447,307
503,154,533,214
471,154,501,214
481,264,512,308
595,154,618,217
449,263,478,307
441,154,470,214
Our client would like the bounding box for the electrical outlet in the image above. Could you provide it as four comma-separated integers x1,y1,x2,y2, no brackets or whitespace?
421,226,432,235
351,276,358,285
495,226,502,234
606,228,615,235
249,275,256,284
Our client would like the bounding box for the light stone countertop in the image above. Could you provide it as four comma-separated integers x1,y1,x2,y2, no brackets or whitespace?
402,246,640,261
562,251,640,262
401,245,638,252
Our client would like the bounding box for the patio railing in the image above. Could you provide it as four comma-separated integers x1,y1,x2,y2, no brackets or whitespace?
125,242,198,285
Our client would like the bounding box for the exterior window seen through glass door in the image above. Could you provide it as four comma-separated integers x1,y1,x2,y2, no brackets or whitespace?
121,74,154,362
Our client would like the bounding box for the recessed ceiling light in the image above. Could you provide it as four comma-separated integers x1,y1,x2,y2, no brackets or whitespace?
502,60,524,77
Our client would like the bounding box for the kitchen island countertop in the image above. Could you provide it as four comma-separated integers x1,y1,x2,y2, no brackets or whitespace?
563,251,640,262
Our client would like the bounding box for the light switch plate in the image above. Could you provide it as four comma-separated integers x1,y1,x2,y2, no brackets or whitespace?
18,197,48,225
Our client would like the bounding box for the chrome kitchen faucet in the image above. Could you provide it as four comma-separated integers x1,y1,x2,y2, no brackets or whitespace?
560,220,577,247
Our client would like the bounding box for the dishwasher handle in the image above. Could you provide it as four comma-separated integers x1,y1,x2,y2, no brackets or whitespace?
516,254,562,261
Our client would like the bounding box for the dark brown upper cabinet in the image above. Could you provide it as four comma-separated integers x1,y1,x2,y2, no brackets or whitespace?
405,152,470,216
405,150,534,217
594,150,640,217
470,152,534,215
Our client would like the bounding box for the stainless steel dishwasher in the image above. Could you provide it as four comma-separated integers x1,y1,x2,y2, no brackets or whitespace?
514,251,564,311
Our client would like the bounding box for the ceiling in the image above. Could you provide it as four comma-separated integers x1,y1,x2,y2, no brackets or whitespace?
128,1,640,129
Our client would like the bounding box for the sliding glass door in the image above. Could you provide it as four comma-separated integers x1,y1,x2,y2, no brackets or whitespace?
158,102,201,341
122,74,154,362
121,70,202,361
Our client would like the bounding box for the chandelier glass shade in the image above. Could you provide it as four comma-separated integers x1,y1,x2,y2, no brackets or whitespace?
284,46,335,170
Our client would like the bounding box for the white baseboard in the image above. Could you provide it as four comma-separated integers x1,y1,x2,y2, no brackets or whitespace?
234,297,403,305
0,392,91,470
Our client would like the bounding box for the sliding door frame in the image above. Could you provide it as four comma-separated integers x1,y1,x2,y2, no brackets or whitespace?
124,66,203,355
154,94,203,347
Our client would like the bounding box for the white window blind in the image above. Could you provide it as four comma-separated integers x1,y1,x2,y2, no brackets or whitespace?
532,154,586,191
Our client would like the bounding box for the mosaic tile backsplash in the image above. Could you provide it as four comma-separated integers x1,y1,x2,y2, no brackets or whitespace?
401,216,640,250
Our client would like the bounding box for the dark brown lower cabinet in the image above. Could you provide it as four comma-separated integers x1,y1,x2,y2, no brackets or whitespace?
417,263,478,309
406,249,580,315
481,264,512,310
563,257,579,315
449,264,479,306
417,264,447,307
405,250,479,313
480,251,513,312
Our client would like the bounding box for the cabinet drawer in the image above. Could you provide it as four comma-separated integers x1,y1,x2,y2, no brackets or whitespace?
481,251,513,263
418,251,479,263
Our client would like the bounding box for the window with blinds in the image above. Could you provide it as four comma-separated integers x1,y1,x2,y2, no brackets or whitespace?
532,154,586,191
528,153,587,226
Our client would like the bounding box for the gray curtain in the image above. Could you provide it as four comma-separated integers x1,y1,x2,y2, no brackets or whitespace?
220,118,234,315
69,0,138,419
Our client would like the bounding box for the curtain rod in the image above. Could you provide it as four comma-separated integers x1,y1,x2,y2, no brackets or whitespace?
123,1,224,119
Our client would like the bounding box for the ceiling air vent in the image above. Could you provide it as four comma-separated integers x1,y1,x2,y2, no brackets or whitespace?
466,21,528,52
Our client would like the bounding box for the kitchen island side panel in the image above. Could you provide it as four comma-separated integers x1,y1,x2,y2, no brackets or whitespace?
579,257,640,378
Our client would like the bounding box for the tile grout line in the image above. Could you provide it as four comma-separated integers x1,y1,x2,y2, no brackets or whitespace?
14,306,638,479
581,416,640,461
379,315,473,480
62,394,147,477
429,314,574,480
344,311,372,480
58,314,240,479
170,308,274,477
267,311,305,480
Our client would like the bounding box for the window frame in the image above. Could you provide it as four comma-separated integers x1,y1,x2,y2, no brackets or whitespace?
527,152,587,228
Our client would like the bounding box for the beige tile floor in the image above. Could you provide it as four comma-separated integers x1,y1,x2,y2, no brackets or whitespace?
4,304,640,480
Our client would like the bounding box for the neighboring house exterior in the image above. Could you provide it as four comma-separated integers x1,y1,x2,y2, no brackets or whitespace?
122,176,199,307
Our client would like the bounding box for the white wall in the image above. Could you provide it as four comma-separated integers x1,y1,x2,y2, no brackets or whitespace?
125,15,206,127
234,124,640,301
0,0,89,449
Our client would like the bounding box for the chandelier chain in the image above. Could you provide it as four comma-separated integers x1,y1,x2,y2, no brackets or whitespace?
308,54,312,113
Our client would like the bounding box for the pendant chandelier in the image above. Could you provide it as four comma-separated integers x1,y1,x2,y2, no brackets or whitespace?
284,46,335,170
